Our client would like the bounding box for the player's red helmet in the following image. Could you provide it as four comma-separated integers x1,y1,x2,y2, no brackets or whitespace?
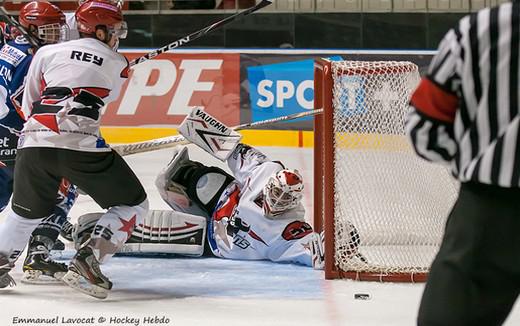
18,1,67,44
75,0,127,39
263,169,304,217
78,0,124,9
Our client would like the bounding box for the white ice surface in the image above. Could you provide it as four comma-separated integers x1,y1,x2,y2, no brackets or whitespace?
1,145,519,326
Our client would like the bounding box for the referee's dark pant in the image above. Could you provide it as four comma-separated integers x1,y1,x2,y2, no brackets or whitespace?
418,182,520,326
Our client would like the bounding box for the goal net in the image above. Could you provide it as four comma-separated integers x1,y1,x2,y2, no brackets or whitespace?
313,59,459,282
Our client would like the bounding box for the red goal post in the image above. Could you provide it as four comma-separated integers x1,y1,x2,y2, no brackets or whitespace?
313,58,458,282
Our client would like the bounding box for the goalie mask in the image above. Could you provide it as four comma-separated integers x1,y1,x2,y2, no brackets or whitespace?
19,1,68,45
262,169,304,217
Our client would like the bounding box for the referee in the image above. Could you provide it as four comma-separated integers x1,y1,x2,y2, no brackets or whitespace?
406,2,520,325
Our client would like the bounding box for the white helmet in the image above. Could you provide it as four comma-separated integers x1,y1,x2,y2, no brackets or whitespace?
263,169,304,217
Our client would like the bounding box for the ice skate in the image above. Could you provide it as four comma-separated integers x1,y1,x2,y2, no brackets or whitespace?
0,252,15,288
62,237,112,299
22,235,68,284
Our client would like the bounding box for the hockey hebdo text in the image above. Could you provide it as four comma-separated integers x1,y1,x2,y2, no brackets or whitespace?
11,315,171,326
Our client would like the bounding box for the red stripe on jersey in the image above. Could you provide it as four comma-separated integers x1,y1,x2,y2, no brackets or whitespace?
15,105,25,121
121,58,130,78
33,114,59,133
120,65,129,78
40,75,47,95
410,77,458,123
214,187,240,221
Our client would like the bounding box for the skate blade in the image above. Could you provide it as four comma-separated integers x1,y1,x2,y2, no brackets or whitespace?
61,270,108,299
21,270,66,285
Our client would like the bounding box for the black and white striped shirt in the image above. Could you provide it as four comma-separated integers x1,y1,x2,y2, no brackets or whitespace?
406,1,520,188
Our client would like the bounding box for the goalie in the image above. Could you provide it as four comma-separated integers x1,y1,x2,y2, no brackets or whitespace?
158,142,323,267
72,109,328,267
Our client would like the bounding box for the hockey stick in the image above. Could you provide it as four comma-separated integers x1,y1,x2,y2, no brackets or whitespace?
113,108,323,156
129,0,272,67
235,108,322,130
0,6,41,48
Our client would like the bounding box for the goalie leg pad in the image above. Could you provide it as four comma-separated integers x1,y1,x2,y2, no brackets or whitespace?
122,210,207,257
74,210,208,257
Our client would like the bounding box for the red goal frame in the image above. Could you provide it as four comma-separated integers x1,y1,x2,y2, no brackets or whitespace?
313,58,428,283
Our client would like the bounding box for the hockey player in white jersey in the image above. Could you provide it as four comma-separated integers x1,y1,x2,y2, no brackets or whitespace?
0,0,148,299
0,1,79,285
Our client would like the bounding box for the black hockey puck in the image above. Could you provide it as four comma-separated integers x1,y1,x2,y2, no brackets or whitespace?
354,293,370,300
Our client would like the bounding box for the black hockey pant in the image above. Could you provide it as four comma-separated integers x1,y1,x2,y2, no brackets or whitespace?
418,182,520,326
11,147,146,219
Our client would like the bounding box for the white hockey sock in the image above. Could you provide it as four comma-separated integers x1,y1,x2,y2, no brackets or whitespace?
0,209,43,262
90,199,149,263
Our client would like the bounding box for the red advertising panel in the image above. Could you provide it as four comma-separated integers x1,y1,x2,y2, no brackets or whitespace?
102,53,240,127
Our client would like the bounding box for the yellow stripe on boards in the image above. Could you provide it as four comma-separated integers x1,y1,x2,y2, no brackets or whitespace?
100,127,180,144
101,127,315,148
100,127,410,151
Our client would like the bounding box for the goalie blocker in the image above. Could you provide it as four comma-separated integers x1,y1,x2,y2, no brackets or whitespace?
73,210,207,257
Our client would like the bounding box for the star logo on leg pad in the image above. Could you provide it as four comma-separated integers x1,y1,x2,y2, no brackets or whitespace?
118,215,136,239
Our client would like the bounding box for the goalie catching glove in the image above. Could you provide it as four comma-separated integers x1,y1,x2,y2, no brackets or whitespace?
178,107,242,161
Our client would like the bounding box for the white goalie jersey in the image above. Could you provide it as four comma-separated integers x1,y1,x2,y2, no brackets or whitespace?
208,144,314,266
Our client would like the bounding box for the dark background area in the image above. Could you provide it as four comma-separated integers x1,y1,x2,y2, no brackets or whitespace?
121,12,466,49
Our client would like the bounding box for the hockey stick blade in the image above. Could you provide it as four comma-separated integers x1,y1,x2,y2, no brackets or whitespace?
129,0,272,66
0,6,41,48
112,108,323,157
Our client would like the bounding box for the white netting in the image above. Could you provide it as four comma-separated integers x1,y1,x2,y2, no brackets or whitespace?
329,61,459,277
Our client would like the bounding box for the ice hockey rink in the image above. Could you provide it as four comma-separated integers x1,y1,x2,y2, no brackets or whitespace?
1,145,520,326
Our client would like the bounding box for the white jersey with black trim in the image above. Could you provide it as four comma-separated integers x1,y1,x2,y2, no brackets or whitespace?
208,144,313,266
19,38,129,152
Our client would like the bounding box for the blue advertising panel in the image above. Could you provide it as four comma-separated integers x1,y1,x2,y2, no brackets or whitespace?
247,56,342,122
